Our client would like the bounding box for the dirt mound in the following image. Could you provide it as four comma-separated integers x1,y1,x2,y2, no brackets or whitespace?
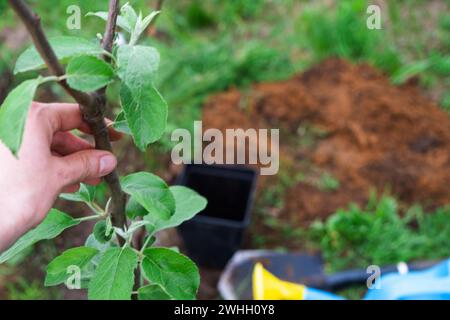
202,58,450,227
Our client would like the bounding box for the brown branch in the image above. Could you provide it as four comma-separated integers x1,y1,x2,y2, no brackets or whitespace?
96,0,127,232
154,0,164,13
8,0,127,231
101,0,120,55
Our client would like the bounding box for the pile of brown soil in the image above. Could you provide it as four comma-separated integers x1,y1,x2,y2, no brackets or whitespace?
202,58,450,228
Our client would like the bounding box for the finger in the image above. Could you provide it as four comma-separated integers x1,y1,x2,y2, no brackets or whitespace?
60,178,101,195
35,102,88,134
52,143,102,188
34,102,122,141
61,177,100,193
51,132,93,156
54,150,117,188
53,139,101,193
62,184,80,194
84,177,102,185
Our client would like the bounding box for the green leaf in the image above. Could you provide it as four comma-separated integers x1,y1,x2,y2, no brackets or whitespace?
79,235,113,289
5,245,33,266
138,284,172,300
0,209,80,264
117,45,166,150
140,11,160,34
142,235,156,249
117,45,159,81
113,111,131,135
88,247,138,300
120,83,167,150
0,78,40,155
60,183,97,203
85,234,115,252
67,55,115,92
169,246,180,253
141,248,200,300
126,196,148,219
146,186,207,234
45,247,98,287
121,172,175,220
86,12,132,33
129,11,160,45
15,36,104,74
93,221,114,244
85,234,116,268
120,2,138,32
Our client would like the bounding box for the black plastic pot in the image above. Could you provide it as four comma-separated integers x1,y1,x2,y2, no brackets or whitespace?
176,164,258,268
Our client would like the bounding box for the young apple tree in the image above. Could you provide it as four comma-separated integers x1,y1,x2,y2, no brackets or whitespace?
0,0,206,300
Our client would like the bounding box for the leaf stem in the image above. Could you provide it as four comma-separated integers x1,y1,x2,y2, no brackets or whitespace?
77,215,101,222
132,247,144,259
40,74,68,84
139,235,152,255
102,51,117,64
87,201,107,217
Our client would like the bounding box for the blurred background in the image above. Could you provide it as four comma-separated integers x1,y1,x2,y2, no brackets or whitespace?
0,0,449,299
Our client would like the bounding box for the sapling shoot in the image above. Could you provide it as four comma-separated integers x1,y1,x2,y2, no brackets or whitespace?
0,0,206,300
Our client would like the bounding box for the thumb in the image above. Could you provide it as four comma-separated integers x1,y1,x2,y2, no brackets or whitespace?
55,150,117,187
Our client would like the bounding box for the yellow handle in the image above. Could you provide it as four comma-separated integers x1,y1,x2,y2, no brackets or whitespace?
252,262,306,300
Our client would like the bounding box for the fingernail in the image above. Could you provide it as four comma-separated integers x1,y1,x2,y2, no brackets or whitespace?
99,154,117,176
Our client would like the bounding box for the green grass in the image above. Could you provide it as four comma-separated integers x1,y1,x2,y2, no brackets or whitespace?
308,194,450,273
254,181,450,276
336,285,367,300
6,278,56,300
295,0,403,75
294,0,449,107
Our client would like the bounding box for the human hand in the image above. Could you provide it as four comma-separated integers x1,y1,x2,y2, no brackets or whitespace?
0,102,121,252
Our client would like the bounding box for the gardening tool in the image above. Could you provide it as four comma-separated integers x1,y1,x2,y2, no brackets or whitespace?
252,262,343,300
218,250,326,299
252,260,450,300
218,250,440,300
364,259,450,300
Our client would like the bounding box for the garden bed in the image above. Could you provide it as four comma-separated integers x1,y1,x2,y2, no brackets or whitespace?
203,58,450,238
